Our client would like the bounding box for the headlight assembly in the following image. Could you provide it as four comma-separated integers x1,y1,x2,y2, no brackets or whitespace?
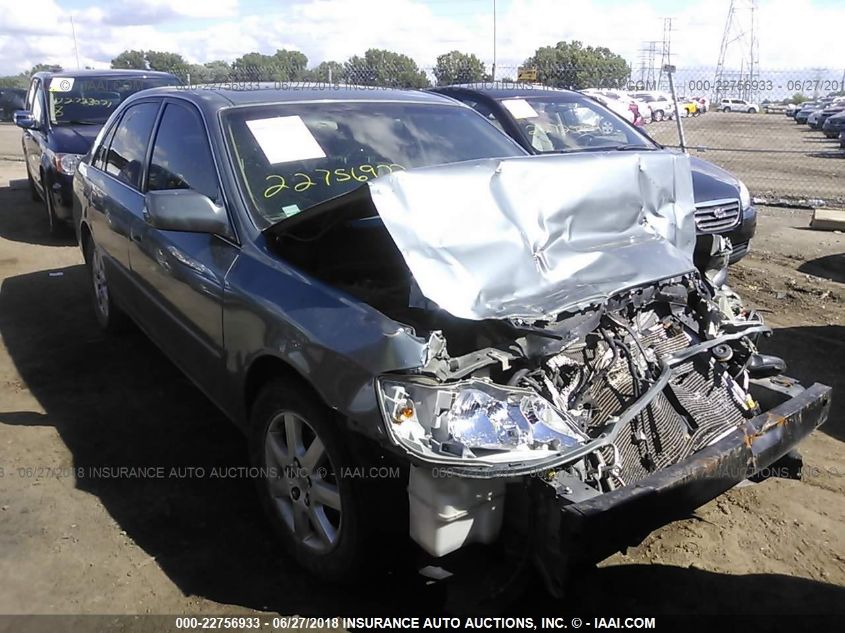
377,377,588,466
54,153,83,175
738,180,751,210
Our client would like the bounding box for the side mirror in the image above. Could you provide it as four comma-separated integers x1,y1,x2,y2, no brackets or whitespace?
144,189,233,239
13,110,37,129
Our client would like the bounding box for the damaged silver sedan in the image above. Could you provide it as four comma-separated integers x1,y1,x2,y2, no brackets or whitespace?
73,86,831,595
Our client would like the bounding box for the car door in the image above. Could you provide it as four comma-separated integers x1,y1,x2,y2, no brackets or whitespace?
127,99,238,398
22,79,46,191
88,100,161,310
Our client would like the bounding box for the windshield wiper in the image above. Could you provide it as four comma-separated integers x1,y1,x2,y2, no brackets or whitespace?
547,144,656,154
613,143,657,152
614,144,657,151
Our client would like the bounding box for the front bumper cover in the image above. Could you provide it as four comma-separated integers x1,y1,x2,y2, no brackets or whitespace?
531,379,831,597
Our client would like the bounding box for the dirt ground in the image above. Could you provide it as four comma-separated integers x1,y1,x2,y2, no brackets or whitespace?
0,122,843,624
648,111,844,204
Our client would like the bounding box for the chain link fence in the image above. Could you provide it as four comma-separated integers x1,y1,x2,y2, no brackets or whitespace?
178,63,845,206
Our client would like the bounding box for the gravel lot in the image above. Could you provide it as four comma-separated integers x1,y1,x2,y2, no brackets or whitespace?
0,123,843,625
648,111,844,204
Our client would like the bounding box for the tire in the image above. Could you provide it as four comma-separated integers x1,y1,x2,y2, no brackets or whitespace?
41,171,62,237
250,378,370,583
653,110,664,122
26,166,39,202
84,236,128,332
599,119,614,135
724,106,731,113
747,108,754,114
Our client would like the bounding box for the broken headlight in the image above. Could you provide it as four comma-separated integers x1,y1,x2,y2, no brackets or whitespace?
377,378,588,465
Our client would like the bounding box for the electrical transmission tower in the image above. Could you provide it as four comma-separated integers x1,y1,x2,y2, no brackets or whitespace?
714,0,760,102
657,18,674,92
638,41,659,89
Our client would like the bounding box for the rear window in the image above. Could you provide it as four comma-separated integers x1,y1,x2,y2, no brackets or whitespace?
46,75,179,126
223,101,522,226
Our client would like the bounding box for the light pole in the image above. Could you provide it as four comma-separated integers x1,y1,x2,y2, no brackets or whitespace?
491,0,497,81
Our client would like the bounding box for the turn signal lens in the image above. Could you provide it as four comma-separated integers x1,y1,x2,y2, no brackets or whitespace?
394,404,415,424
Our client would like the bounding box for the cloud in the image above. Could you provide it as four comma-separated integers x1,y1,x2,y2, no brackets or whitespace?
92,0,238,26
0,0,842,77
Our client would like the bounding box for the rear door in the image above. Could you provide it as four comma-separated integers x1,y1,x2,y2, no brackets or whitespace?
127,99,238,398
87,100,161,309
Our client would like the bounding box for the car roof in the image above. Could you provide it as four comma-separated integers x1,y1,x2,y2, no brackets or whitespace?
433,84,583,100
31,69,178,80
124,83,460,114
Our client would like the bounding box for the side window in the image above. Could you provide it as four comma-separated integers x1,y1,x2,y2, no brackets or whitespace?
30,85,44,124
147,102,219,201
25,79,38,109
105,102,159,189
93,120,120,171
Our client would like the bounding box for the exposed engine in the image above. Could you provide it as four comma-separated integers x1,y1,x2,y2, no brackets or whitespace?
379,272,767,497
272,211,770,507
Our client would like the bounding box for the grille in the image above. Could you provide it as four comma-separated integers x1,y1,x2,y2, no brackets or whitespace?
694,198,741,233
730,240,750,261
586,322,746,485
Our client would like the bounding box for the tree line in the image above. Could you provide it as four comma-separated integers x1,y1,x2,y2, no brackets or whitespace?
0,42,633,90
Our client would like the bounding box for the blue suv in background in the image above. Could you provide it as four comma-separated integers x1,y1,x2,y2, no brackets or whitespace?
14,69,180,235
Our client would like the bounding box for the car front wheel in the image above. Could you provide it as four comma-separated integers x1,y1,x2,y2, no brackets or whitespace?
41,172,61,236
26,166,39,202
251,379,369,582
653,110,664,122
724,106,731,112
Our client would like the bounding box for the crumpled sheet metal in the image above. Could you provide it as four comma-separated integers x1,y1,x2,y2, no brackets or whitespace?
367,152,697,321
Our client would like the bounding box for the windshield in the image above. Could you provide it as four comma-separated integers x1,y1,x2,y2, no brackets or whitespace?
496,95,654,154
223,101,523,226
47,76,179,125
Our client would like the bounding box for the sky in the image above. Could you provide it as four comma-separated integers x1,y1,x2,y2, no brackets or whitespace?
1,0,843,77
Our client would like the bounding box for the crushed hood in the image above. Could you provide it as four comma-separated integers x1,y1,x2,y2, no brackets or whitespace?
267,152,697,321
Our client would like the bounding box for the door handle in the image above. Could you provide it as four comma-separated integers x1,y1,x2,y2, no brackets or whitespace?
155,248,170,271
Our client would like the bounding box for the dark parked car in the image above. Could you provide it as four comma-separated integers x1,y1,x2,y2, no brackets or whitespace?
431,85,757,263
794,102,820,124
14,69,180,235
72,85,829,595
0,88,26,121
822,111,845,138
814,102,845,130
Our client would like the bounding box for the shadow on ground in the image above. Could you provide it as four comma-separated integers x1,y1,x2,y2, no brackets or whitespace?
1,264,844,620
0,181,76,247
807,151,845,159
757,324,844,443
799,254,845,284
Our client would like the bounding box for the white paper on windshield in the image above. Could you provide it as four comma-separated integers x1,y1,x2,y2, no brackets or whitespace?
245,115,326,165
501,98,538,119
49,78,75,92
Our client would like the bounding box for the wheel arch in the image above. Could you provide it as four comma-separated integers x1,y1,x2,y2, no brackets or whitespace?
243,354,330,425
79,221,93,261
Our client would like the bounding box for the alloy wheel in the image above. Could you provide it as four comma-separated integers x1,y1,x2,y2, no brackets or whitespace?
264,411,342,553
91,244,110,320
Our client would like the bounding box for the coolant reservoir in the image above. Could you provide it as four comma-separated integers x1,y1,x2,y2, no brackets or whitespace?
408,465,505,557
